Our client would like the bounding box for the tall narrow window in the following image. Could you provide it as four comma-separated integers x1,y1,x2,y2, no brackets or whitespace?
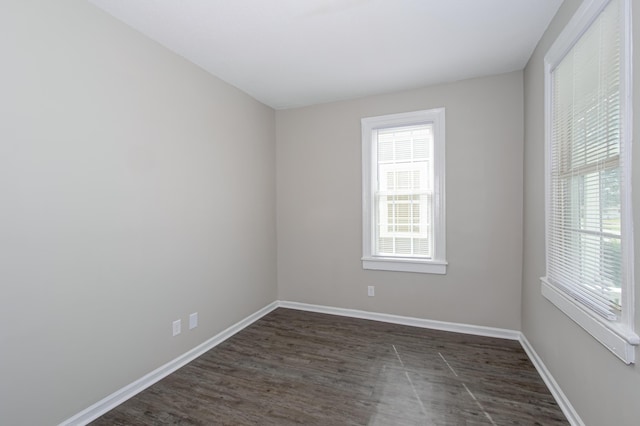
362,109,446,274
543,0,637,363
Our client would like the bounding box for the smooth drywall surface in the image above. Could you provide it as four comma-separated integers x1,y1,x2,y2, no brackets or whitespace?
276,72,524,330
0,1,276,424
523,0,640,424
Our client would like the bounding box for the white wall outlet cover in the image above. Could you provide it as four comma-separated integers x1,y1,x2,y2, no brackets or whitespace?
172,319,181,336
189,312,198,330
368,286,375,297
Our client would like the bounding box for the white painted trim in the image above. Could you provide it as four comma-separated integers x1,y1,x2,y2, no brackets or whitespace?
280,301,584,425
619,0,636,347
277,301,520,340
361,108,447,274
61,300,584,426
545,0,613,65
59,301,279,426
543,0,637,364
519,334,585,426
541,279,639,364
362,257,447,274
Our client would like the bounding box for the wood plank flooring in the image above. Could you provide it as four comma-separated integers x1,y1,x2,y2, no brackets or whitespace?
91,308,568,425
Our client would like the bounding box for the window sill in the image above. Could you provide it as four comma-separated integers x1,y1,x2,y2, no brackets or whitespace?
362,257,447,274
541,277,639,364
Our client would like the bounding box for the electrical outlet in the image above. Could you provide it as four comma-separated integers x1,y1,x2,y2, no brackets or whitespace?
172,319,181,336
368,286,375,297
189,312,198,330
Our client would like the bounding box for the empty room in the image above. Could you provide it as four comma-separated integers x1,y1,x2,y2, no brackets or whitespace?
2,0,639,425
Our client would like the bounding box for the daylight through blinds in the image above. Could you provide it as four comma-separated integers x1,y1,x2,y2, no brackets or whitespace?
548,0,624,319
375,124,433,258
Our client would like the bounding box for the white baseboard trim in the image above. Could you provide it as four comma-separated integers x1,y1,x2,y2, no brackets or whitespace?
59,301,279,426
281,301,582,425
518,334,584,426
62,300,582,426
277,300,521,340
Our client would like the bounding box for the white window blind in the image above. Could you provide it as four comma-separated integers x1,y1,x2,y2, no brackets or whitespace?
362,108,446,274
376,125,433,258
547,0,625,321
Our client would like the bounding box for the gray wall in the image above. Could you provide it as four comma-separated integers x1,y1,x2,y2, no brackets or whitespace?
5,1,638,425
0,1,277,424
522,0,640,425
276,72,524,330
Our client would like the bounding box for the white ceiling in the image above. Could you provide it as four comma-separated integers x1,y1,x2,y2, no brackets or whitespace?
88,0,563,110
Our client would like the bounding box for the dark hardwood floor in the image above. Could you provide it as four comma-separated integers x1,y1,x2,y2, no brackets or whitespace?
91,308,568,425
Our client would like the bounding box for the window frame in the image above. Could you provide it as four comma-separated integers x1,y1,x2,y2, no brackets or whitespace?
361,108,446,274
542,0,638,363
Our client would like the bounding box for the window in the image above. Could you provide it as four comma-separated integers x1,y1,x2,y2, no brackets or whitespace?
542,0,638,363
362,109,446,274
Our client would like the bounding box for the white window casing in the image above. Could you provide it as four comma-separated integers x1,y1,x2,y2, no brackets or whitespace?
362,108,446,274
542,0,638,363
